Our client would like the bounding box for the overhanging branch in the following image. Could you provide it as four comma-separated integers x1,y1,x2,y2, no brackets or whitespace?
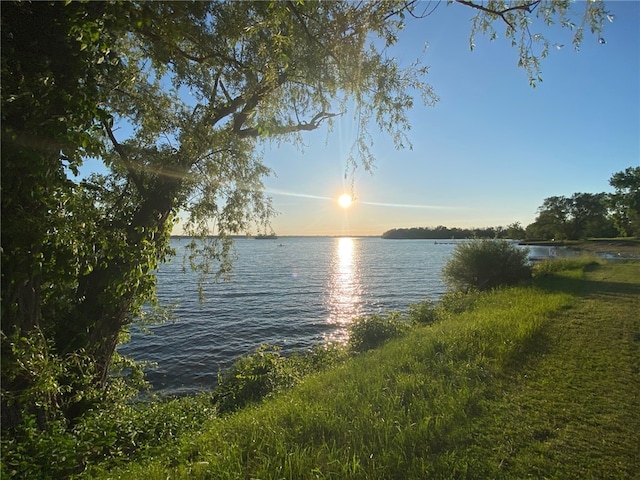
455,0,541,31
236,111,340,139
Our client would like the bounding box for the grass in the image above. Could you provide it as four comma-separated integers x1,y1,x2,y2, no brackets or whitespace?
88,260,639,479
461,261,640,479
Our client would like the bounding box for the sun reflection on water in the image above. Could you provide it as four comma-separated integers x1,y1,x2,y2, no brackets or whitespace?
325,237,363,342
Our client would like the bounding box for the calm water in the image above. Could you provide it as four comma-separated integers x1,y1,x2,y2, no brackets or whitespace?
119,237,462,395
120,238,568,395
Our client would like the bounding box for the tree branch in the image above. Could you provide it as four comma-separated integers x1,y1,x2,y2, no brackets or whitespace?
455,0,541,31
231,71,289,134
102,122,146,194
236,111,340,139
138,27,249,71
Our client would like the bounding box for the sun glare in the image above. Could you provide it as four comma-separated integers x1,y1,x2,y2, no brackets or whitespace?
338,193,352,209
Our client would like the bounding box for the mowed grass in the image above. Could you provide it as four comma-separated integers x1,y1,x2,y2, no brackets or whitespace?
463,261,640,479
94,261,640,479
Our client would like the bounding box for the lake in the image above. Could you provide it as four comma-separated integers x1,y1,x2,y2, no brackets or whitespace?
119,237,558,395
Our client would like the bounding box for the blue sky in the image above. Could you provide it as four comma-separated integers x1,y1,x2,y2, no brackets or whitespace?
258,1,639,236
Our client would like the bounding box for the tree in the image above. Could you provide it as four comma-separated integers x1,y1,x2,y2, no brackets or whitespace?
526,195,572,240
505,222,526,240
526,193,616,240
1,0,610,429
569,192,617,239
609,167,640,237
1,1,132,427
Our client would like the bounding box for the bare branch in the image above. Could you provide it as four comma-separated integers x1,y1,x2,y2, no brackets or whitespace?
406,0,443,20
455,0,542,31
218,79,232,103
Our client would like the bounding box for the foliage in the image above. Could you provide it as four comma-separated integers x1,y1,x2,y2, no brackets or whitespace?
407,299,441,325
1,329,101,430
459,0,610,87
442,239,532,292
383,225,513,239
347,312,412,352
524,166,640,241
1,339,153,478
504,221,527,240
212,343,348,414
526,192,617,240
212,344,296,414
1,393,217,479
1,0,133,427
437,290,482,316
407,292,481,324
608,166,640,237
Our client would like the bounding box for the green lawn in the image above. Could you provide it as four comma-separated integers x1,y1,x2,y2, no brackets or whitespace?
460,262,640,479
92,261,640,479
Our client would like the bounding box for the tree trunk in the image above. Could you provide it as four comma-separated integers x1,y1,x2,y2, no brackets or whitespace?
67,177,181,392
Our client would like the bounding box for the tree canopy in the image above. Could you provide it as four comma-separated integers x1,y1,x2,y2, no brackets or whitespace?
1,0,611,433
609,166,640,237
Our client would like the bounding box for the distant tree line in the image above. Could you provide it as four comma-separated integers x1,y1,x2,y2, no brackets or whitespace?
383,167,640,241
382,224,526,240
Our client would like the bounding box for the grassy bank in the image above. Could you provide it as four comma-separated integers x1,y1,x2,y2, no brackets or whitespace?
90,259,639,479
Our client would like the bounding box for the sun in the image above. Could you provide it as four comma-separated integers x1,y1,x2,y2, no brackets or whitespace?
338,193,353,209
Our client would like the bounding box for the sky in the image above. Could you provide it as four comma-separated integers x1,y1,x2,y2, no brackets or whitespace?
252,1,640,236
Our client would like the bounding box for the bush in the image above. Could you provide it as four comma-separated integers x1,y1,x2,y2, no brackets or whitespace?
288,343,348,376
407,299,440,325
1,393,217,479
213,343,349,415
213,344,294,414
442,240,531,292
438,290,481,316
347,312,411,353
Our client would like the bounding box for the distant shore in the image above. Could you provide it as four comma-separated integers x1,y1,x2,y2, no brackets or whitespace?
520,238,640,259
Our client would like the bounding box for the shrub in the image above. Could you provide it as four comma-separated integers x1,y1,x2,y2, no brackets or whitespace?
347,312,411,353
213,344,297,414
438,290,481,316
1,393,217,479
288,343,348,376
212,343,350,415
442,240,531,292
407,299,440,325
